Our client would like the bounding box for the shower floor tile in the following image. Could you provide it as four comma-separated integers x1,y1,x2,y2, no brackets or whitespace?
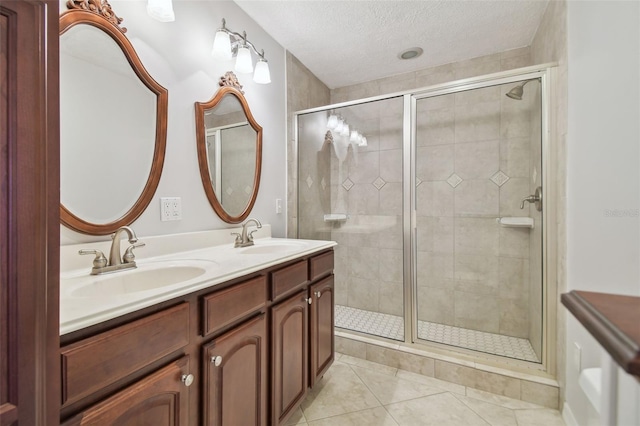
335,305,540,363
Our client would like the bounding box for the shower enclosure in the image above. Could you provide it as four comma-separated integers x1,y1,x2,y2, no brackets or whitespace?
295,66,552,365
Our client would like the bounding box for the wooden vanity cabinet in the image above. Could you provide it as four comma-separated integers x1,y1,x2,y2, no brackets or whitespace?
309,275,335,387
60,248,334,425
62,356,191,426
271,290,310,424
202,314,268,426
271,250,335,425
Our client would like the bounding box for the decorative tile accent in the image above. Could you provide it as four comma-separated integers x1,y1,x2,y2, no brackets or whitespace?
416,177,423,187
244,185,252,195
491,170,510,187
225,187,233,195
321,177,327,191
335,304,539,363
342,178,354,191
373,176,387,190
446,173,463,188
306,174,313,189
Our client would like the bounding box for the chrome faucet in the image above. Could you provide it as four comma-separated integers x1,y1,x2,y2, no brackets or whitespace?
232,218,262,248
79,226,145,275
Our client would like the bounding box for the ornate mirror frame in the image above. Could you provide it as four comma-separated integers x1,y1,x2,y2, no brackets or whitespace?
195,73,263,223
59,0,168,235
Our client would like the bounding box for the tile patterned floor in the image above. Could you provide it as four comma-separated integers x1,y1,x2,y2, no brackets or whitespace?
285,354,566,426
335,305,540,363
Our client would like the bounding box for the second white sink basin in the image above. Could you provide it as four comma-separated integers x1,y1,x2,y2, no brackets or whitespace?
67,260,217,298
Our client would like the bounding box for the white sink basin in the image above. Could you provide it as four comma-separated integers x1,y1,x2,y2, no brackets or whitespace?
239,240,307,255
66,260,217,298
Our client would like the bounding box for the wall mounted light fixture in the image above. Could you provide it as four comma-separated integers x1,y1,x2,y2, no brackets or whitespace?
212,18,271,84
147,0,175,22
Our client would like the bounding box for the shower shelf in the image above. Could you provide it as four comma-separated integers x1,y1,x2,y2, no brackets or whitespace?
323,214,348,222
496,217,534,229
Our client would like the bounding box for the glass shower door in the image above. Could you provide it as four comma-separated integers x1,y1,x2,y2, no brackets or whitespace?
297,96,406,341
413,79,543,362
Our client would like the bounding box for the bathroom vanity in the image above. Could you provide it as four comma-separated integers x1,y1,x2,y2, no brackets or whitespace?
59,232,335,425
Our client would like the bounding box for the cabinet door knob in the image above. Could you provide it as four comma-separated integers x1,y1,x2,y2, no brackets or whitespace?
304,297,312,305
314,291,321,298
181,374,195,387
211,355,223,366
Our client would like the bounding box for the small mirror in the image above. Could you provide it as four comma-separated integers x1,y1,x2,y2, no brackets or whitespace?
195,75,262,223
59,1,167,235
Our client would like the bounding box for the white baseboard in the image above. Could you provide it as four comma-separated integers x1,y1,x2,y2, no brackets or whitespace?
562,401,579,426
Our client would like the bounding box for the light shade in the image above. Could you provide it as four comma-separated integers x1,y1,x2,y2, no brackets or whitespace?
235,46,253,74
147,0,175,22
327,113,338,129
212,30,232,60
341,123,350,137
253,59,271,84
334,118,344,133
350,130,359,142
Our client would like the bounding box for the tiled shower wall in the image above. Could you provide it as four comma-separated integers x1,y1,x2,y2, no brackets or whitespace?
415,82,539,341
286,52,330,238
291,47,546,347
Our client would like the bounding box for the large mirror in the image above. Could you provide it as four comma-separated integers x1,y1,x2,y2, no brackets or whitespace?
195,76,262,223
59,0,168,235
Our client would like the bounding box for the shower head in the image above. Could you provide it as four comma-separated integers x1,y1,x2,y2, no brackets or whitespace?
505,78,538,100
505,83,525,100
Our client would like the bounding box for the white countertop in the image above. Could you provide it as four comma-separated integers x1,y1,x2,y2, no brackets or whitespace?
60,227,336,335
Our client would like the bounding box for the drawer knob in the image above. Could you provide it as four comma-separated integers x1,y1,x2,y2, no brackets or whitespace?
181,374,195,387
211,355,223,366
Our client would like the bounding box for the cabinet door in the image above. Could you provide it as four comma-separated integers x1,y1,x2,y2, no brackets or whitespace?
271,290,309,425
63,357,191,425
310,276,335,387
202,314,267,426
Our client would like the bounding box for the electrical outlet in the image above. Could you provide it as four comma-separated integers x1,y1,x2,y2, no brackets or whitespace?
161,197,182,221
275,198,282,214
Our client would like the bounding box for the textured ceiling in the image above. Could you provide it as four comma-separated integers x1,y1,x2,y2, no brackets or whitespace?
234,0,550,89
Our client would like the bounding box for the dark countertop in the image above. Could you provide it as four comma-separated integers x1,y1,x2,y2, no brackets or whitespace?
561,290,640,377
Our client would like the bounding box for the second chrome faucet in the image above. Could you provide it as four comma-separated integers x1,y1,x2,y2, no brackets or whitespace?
232,218,262,248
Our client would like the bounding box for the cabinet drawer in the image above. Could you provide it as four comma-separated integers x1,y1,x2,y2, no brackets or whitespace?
61,303,190,407
309,250,334,281
202,275,267,336
271,259,308,300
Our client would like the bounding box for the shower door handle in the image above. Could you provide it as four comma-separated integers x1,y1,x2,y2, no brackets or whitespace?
519,187,542,212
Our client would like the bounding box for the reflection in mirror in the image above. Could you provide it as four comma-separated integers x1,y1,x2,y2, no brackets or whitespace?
59,1,167,235
204,96,257,217
196,77,262,223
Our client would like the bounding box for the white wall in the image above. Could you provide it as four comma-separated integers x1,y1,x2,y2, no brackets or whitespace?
566,1,640,424
60,0,287,244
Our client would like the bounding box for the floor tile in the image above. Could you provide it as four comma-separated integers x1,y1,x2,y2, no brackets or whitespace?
384,393,490,425
307,407,399,426
514,408,566,426
351,365,445,405
284,407,307,425
336,304,539,362
453,394,517,426
301,362,381,421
